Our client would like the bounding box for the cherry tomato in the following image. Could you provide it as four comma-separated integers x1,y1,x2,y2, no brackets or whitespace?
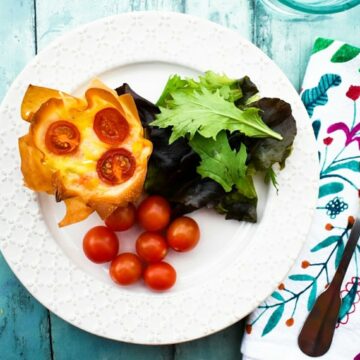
144,262,176,291
97,148,136,185
110,253,142,286
136,232,168,263
94,107,129,145
137,196,171,231
83,226,119,263
105,203,136,231
166,216,200,252
45,120,80,155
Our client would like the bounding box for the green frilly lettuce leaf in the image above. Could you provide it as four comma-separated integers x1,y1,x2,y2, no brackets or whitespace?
116,72,296,224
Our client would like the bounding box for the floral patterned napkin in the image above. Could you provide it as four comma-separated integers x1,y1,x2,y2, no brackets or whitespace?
241,38,360,360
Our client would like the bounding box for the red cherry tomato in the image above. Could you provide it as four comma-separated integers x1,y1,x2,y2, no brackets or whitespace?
83,226,119,263
94,107,129,145
105,204,136,231
144,262,176,291
166,216,200,252
137,196,171,231
97,148,136,185
45,120,80,155
136,232,168,263
110,253,142,285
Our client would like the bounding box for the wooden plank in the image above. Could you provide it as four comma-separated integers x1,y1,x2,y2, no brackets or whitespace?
0,253,51,360
50,314,173,360
0,1,52,359
175,322,244,360
36,0,185,49
34,1,183,359
184,0,254,41
36,0,133,49
130,0,185,12
174,3,251,359
34,2,249,359
0,0,36,100
254,2,360,90
4,2,359,360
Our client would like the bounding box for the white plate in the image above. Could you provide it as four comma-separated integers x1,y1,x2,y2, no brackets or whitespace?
0,12,318,344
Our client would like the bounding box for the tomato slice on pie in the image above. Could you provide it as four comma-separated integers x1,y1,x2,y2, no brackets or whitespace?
93,107,129,145
45,120,80,155
97,148,136,185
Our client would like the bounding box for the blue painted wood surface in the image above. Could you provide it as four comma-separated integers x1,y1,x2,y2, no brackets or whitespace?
0,2,51,360
1,1,359,359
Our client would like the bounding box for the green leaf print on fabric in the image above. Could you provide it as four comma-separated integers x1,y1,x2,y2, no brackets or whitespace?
262,305,285,336
331,44,360,63
289,274,315,281
311,236,340,252
301,74,341,117
312,119,321,139
246,37,360,336
307,282,317,311
319,182,344,198
271,291,285,301
338,281,358,321
249,225,355,336
324,160,360,174
335,238,345,269
312,38,334,54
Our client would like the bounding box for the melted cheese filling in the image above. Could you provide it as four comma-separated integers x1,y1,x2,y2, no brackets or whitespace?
42,96,143,191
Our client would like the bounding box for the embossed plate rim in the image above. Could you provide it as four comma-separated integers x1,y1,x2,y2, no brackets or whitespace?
0,11,318,344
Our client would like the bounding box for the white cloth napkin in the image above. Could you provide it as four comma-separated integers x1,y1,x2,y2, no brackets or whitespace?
241,38,360,360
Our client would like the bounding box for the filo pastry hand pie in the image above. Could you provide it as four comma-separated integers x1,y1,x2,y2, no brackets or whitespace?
19,79,152,227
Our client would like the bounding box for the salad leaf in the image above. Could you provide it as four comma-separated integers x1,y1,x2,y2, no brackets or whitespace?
215,190,257,223
116,83,195,172
189,131,253,194
235,76,259,105
265,167,279,191
115,73,296,225
157,71,246,107
168,175,257,222
156,75,188,108
247,98,297,171
116,83,159,126
197,71,243,102
152,89,282,143
170,178,226,217
236,175,257,199
145,127,193,172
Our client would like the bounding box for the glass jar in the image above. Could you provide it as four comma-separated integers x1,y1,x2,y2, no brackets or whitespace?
260,0,360,15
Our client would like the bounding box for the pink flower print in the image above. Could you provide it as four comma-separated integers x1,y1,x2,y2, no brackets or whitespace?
337,277,360,327
328,122,360,149
346,85,360,101
323,137,333,145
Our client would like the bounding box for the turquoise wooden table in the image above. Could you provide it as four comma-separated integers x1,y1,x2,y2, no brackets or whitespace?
1,1,359,359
